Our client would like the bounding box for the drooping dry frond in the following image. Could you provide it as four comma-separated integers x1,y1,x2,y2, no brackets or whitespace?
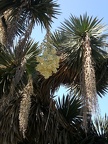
19,77,33,138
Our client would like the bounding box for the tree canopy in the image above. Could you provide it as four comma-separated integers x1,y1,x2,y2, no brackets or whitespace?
0,1,108,144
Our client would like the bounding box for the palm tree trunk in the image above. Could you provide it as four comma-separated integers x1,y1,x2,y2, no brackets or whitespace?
0,16,7,46
19,77,33,138
81,33,98,131
0,10,17,47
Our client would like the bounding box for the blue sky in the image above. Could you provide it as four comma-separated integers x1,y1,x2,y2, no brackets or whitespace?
32,0,108,116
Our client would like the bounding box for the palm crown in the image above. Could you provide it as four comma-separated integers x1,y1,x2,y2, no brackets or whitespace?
0,0,59,46
50,14,108,95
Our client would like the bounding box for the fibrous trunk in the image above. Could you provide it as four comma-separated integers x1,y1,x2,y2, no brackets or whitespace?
0,16,7,46
19,77,33,138
0,10,13,46
0,10,20,47
81,33,98,131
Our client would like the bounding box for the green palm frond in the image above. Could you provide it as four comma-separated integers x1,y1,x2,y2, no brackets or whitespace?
0,0,60,44
93,115,108,137
55,94,84,144
95,58,108,97
61,13,106,40
56,94,83,127
0,40,39,97
50,31,67,50
0,95,22,144
0,44,16,96
80,115,108,144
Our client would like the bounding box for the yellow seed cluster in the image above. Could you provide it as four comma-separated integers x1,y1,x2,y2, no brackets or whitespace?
36,48,60,79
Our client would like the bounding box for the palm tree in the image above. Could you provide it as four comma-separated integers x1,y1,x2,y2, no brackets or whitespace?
48,13,108,129
0,39,40,139
0,0,59,46
0,0,60,140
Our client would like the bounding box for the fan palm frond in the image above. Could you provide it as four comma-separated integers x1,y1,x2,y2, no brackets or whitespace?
55,94,84,144
56,94,83,124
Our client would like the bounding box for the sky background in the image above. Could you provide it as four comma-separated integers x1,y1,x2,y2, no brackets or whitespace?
32,0,108,117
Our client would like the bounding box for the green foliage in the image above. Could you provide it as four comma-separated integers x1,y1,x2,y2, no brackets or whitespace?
57,94,82,124
50,14,108,96
0,0,108,143
0,0,59,28
0,0,60,46
61,13,106,40
0,40,39,97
